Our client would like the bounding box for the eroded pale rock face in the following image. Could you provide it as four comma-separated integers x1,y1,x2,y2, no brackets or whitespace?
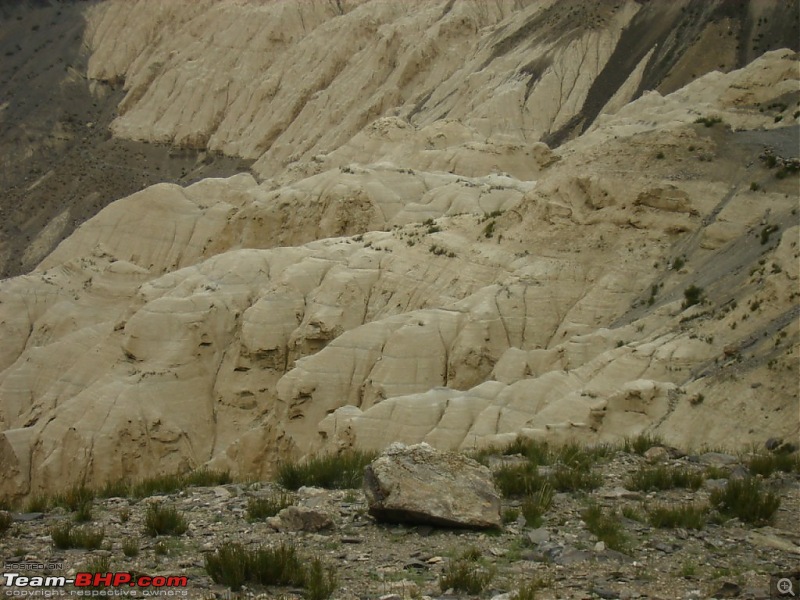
0,8,798,499
82,1,797,178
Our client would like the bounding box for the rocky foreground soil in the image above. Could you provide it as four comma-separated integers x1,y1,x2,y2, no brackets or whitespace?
1,442,798,600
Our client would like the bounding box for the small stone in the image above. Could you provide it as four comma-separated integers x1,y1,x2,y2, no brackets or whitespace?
704,478,728,491
652,541,674,553
713,582,741,598
601,487,642,500
728,465,749,480
526,528,550,544
555,548,593,565
591,585,619,599
11,512,44,522
698,452,738,466
266,505,334,532
644,446,669,463
594,541,606,552
426,556,444,564
212,486,231,499
491,594,512,600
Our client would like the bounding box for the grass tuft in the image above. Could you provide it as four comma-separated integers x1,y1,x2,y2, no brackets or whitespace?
26,494,50,513
205,542,335,597
627,465,704,491
520,484,553,528
647,503,707,529
0,511,11,537
709,477,780,525
52,484,95,512
494,463,545,497
50,522,104,550
747,452,800,477
74,501,93,523
144,503,188,537
548,466,602,492
623,433,663,455
582,504,628,553
513,579,548,600
277,450,376,490
124,468,232,499
439,559,495,595
304,557,338,600
122,538,140,558
246,493,293,521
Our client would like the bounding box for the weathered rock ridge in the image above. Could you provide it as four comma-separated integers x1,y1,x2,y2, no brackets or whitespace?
84,0,799,177
0,0,797,499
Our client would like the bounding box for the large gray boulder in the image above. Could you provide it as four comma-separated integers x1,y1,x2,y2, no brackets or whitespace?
363,442,501,529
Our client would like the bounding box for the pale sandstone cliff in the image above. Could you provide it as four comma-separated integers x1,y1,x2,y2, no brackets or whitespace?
0,0,797,499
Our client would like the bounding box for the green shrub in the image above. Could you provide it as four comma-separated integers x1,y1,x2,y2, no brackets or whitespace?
52,485,95,512
26,494,50,513
458,546,482,561
205,543,248,590
760,225,778,245
122,538,140,558
82,556,113,590
747,452,800,477
183,469,232,487
99,479,130,499
205,542,335,597
627,466,704,491
623,433,663,455
439,560,495,595
582,504,627,552
553,442,603,471
709,478,780,525
704,465,730,480
304,557,338,600
494,463,546,497
50,522,104,550
694,116,723,127
124,468,231,499
549,467,602,492
648,503,707,529
513,579,549,600
74,501,93,523
84,555,112,576
0,511,11,536
502,507,520,524
502,437,552,464
277,450,376,490
246,493,293,521
144,503,188,537
520,484,553,528
50,522,72,549
682,285,704,308
621,506,645,523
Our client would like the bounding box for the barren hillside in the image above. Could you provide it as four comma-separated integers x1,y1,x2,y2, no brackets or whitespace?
0,0,798,501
